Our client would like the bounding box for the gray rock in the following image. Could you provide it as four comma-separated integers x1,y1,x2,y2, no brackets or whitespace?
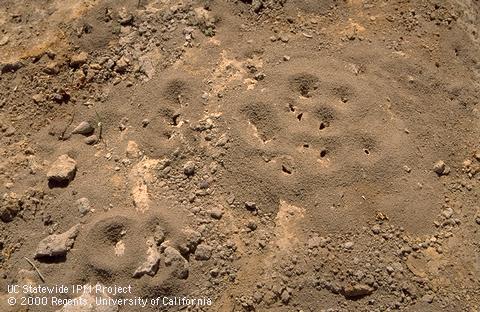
47,155,77,184
183,161,196,176
254,72,265,81
118,11,133,25
442,207,453,219
72,121,94,135
215,134,229,147
344,241,354,249
433,160,449,176
209,209,223,220
386,266,394,274
280,34,290,42
280,289,291,304
194,244,212,261
198,179,209,189
84,134,98,145
422,294,435,303
163,245,189,279
35,224,80,259
76,198,91,216
307,235,322,249
245,201,257,211
153,225,165,244
104,58,115,70
252,0,263,12
226,194,235,205
246,220,257,231
180,229,202,253
141,119,150,127
210,268,219,277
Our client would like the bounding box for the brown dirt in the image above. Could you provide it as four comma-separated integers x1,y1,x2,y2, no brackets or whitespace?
0,0,479,311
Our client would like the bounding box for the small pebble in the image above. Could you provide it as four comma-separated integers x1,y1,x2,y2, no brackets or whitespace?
194,244,212,261
344,241,354,249
209,209,223,220
84,135,98,145
183,161,196,176
72,121,94,135
371,224,381,234
433,160,449,176
245,201,257,211
76,197,91,216
246,221,257,231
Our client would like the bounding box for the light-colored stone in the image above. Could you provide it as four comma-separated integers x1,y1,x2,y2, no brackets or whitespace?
35,224,80,259
114,241,125,257
433,160,449,175
126,141,140,159
72,121,94,135
133,238,161,278
70,52,88,68
47,155,77,184
129,158,159,212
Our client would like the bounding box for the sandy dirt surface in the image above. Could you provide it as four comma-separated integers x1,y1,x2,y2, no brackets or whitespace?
0,0,479,311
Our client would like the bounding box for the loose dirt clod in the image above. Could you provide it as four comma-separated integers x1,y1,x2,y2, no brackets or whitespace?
69,52,88,68
342,284,375,298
